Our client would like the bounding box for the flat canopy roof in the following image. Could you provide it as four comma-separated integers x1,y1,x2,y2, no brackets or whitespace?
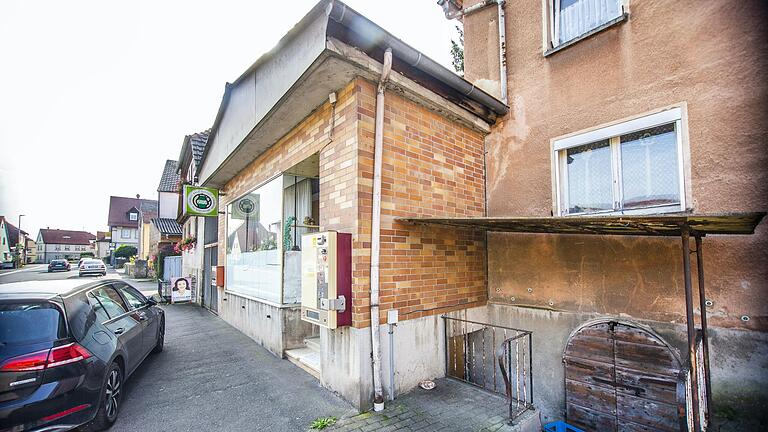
397,213,766,237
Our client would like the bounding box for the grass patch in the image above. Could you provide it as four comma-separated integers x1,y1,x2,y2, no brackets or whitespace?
310,416,337,430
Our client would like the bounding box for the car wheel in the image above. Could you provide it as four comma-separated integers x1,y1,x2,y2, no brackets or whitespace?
81,362,122,431
152,317,165,354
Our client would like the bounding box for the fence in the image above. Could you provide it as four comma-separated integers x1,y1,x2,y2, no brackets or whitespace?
442,316,534,422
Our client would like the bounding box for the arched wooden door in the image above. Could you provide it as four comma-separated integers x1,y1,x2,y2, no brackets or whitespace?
564,320,683,432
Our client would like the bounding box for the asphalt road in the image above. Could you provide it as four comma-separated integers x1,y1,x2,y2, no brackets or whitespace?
0,263,114,284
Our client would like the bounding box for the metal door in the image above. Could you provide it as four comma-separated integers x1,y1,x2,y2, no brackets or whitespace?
564,320,683,432
202,247,218,313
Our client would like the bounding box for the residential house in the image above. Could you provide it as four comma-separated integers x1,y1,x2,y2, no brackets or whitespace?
196,1,508,412
36,228,96,263
0,217,27,268
94,231,112,261
148,160,183,259
25,238,36,264
137,202,159,260
107,196,158,255
430,0,768,429
175,130,215,308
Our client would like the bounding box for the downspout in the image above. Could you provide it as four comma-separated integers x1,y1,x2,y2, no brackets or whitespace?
370,47,392,412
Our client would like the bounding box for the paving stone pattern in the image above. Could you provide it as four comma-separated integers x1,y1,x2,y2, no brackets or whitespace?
329,378,530,432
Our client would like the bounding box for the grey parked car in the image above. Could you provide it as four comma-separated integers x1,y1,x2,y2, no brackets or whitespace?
0,279,165,431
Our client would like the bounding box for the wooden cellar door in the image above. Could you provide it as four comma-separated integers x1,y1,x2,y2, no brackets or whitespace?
564,321,683,432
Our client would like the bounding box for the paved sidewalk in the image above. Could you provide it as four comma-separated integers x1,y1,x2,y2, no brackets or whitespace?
111,303,355,432
329,378,539,432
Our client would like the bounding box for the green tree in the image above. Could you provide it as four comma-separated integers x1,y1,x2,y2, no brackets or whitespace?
114,245,137,259
450,26,464,76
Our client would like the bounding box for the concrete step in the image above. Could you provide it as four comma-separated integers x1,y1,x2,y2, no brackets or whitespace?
304,336,321,351
284,347,320,379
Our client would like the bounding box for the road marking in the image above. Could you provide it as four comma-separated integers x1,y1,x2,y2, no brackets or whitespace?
0,264,45,277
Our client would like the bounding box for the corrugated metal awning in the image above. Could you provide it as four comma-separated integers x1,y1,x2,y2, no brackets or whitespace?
397,212,766,237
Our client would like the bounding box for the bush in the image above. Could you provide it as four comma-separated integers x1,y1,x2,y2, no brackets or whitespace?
80,252,94,258
114,245,137,259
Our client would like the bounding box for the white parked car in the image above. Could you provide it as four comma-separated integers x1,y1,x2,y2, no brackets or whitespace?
79,258,107,277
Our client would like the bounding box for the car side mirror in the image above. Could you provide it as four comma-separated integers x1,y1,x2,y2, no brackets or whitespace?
146,296,158,306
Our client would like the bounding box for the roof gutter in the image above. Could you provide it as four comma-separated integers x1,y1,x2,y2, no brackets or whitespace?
326,1,508,116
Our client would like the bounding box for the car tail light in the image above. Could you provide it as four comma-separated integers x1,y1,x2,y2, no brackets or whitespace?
0,350,49,371
47,343,92,367
0,343,92,372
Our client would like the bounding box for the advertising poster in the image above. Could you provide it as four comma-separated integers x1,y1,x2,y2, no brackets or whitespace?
171,277,192,303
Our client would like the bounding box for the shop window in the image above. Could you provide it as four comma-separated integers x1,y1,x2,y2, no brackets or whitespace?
554,107,685,215
225,176,283,303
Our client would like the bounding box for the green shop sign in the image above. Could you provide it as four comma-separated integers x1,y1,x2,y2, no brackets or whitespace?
183,185,219,217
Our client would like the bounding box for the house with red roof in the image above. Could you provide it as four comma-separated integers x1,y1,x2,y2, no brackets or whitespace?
35,228,96,263
0,216,28,268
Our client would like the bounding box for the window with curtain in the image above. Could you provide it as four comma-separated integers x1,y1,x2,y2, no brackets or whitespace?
282,176,314,251
554,109,684,215
553,0,622,46
225,176,283,303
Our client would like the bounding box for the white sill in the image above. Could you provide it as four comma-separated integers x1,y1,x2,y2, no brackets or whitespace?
561,204,686,217
544,13,629,57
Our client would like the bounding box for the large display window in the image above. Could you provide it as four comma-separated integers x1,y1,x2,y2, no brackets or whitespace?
225,176,283,303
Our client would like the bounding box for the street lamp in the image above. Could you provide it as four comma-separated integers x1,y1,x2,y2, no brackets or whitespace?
136,194,143,260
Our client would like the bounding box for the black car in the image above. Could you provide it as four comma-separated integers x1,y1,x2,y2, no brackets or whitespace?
47,260,70,273
0,279,165,431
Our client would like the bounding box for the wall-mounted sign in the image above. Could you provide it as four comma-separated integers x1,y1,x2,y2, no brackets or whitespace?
171,277,192,303
183,185,219,217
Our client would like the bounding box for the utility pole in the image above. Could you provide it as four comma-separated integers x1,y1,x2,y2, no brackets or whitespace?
136,194,143,260
17,214,25,267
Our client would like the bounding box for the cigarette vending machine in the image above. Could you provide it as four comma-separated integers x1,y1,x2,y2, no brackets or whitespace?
301,231,352,329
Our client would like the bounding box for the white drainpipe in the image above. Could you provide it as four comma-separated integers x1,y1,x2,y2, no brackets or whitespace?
370,47,392,412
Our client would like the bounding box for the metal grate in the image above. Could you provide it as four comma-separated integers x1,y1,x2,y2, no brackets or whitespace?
442,316,534,423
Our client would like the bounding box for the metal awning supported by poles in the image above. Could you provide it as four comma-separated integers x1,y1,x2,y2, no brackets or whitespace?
398,212,766,432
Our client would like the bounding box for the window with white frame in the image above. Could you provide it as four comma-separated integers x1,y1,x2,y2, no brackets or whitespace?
549,0,624,48
554,107,685,216
129,212,138,221
121,229,131,239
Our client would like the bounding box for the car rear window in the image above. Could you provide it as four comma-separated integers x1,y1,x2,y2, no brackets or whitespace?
0,302,66,345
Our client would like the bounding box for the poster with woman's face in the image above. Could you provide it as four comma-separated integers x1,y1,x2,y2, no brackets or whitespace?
171,277,192,303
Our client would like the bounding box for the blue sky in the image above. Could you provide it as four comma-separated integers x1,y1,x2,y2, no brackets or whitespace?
0,0,460,238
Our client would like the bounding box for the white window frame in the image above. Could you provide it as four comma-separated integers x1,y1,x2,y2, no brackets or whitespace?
552,106,688,216
121,229,131,239
129,212,138,221
543,0,628,52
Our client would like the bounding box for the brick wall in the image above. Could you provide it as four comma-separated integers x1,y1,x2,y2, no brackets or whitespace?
217,77,488,329
352,79,487,328
218,81,360,265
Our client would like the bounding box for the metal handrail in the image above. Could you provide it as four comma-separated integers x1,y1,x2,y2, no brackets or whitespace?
442,315,534,423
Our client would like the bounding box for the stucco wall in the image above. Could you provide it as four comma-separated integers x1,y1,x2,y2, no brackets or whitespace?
462,0,768,331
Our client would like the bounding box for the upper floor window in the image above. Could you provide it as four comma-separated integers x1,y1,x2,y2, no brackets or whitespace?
129,212,138,221
121,229,131,239
548,0,624,49
64,245,70,251
553,107,686,216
